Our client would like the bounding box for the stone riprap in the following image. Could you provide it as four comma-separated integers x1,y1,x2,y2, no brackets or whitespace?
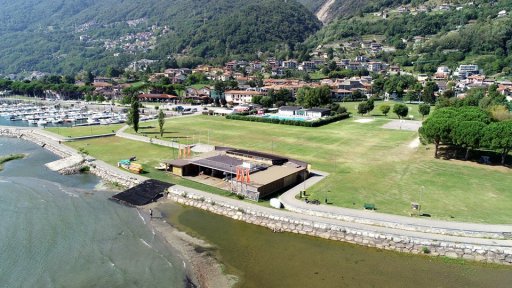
168,187,512,265
0,127,143,188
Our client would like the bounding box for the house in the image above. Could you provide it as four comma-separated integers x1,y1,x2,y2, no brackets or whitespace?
303,108,331,118
138,93,178,102
389,65,400,75
355,56,368,62
278,106,302,116
225,61,238,71
331,89,352,101
346,62,362,71
455,64,480,79
397,6,409,13
299,61,316,71
434,66,451,80
224,90,265,105
438,4,451,11
417,74,429,82
366,62,383,72
282,60,298,69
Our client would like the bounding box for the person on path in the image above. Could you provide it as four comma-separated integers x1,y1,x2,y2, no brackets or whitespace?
149,209,153,219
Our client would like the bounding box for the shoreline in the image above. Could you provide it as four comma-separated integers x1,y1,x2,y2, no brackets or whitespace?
0,131,235,288
1,127,511,266
143,200,238,288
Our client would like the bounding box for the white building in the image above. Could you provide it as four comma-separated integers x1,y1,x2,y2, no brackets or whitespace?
224,90,265,105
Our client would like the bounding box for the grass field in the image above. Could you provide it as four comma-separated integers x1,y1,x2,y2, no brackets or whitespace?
64,115,512,223
46,124,124,138
66,136,234,197
339,100,434,120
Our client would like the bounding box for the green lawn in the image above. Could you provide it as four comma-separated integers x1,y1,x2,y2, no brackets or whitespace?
63,115,512,223
309,71,328,80
339,100,434,120
46,124,124,138
123,115,512,223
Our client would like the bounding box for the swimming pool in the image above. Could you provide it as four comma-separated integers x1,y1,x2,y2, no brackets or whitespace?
261,114,309,121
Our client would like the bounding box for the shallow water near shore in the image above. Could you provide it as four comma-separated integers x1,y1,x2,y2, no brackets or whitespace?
161,203,512,288
0,137,186,287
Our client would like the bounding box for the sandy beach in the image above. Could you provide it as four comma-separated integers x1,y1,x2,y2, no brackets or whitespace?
143,200,238,288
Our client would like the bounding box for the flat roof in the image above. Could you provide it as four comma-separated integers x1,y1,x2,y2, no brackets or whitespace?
249,162,306,187
227,149,287,162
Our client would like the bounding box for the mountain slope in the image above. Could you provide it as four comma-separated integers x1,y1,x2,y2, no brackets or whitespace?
0,0,321,75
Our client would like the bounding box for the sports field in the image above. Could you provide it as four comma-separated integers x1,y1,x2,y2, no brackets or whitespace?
67,115,512,223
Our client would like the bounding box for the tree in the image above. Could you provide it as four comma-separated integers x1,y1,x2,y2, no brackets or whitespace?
482,121,512,165
357,102,369,115
422,81,438,104
296,85,331,108
393,103,408,119
418,104,431,119
260,96,273,108
85,94,92,102
419,117,453,158
379,104,391,116
451,121,486,160
96,94,106,102
158,109,165,137
366,98,375,114
128,99,140,133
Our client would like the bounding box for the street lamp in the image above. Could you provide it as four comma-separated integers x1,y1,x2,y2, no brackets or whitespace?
419,186,425,215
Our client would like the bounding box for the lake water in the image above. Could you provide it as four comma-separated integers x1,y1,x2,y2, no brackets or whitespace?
0,137,186,287
161,203,512,288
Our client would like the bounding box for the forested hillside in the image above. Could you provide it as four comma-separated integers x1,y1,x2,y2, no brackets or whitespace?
0,0,321,75
307,0,512,75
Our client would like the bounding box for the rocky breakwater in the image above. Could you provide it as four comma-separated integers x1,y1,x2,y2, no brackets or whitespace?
0,127,142,189
86,160,144,189
167,187,512,265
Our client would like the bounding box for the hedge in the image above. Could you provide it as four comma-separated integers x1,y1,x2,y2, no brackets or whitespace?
225,113,350,127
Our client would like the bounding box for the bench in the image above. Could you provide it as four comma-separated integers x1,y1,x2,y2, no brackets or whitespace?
364,203,375,210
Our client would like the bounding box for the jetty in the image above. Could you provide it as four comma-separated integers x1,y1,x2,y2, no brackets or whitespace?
111,179,173,206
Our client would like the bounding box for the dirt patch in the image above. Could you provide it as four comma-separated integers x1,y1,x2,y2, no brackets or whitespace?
354,118,375,123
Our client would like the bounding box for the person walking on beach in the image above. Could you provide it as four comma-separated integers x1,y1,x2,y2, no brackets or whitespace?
149,209,153,219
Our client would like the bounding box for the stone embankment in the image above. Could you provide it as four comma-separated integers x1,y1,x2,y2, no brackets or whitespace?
168,187,512,265
0,127,142,188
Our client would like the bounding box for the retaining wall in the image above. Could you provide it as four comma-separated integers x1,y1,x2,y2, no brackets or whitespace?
168,188,512,265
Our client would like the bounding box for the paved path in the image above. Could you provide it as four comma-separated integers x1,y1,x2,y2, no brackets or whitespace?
116,125,186,149
172,184,512,248
279,171,512,238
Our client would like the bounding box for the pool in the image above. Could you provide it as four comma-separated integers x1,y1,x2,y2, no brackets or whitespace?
261,114,309,121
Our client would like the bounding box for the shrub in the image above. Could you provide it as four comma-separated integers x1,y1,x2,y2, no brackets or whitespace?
79,166,90,173
422,247,431,254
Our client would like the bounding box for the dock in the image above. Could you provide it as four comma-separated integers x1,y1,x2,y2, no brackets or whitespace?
111,179,173,206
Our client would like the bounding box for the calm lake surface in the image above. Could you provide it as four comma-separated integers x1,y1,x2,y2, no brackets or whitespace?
161,203,512,288
0,137,186,287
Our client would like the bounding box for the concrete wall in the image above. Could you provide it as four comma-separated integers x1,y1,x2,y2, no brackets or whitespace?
167,188,512,265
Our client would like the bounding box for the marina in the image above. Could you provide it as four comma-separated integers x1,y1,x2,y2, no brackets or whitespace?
0,101,128,128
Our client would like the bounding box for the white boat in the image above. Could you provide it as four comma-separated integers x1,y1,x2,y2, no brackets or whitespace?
37,120,48,126
87,117,99,124
28,119,38,125
52,118,64,124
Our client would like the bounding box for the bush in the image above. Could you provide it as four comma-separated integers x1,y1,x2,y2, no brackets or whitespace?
422,247,431,254
226,113,350,127
79,166,90,173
